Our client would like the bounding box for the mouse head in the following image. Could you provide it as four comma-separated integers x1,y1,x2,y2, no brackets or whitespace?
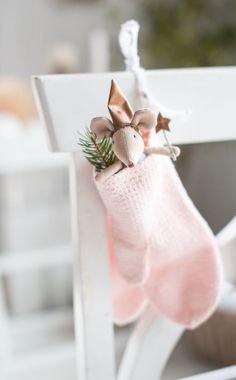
90,80,156,168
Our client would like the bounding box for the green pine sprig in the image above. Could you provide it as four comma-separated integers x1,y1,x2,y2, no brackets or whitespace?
78,128,116,173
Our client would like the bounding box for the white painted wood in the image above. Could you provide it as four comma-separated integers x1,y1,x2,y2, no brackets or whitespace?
32,68,236,380
1,338,235,380
0,245,71,275
33,67,236,152
69,153,115,380
0,278,12,369
117,307,184,380
217,216,236,287
180,365,236,380
217,216,236,246
0,341,76,380
33,73,118,380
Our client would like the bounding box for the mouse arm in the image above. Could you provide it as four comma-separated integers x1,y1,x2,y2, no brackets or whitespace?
144,146,181,158
95,160,123,183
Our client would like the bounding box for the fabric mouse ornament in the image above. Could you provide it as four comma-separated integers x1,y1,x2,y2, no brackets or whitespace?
91,80,180,183
89,80,223,329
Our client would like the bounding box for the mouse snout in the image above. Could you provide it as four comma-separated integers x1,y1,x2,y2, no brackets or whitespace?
112,127,144,168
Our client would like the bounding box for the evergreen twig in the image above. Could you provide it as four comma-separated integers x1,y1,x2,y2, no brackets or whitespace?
78,128,116,172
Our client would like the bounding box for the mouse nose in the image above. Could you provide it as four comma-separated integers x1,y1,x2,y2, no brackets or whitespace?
128,162,134,168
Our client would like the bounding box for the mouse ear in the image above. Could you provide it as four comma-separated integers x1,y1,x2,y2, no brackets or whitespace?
131,109,157,131
90,117,115,140
108,79,134,128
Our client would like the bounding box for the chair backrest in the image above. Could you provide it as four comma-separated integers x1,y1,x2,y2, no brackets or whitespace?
33,68,236,152
33,68,236,380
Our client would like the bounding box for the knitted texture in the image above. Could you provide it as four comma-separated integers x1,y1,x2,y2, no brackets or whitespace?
107,216,147,325
95,156,159,284
95,154,223,328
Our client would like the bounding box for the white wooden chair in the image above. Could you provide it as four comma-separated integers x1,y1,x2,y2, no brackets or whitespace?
33,67,236,380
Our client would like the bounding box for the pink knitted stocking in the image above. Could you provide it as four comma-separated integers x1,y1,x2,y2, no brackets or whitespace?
96,154,223,328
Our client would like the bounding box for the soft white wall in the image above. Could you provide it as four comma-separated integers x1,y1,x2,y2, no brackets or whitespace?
0,0,103,76
0,0,135,78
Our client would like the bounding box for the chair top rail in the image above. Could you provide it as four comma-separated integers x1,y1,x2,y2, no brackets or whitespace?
33,67,236,153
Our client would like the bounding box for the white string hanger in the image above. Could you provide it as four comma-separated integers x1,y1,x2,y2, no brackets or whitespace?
119,19,191,160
